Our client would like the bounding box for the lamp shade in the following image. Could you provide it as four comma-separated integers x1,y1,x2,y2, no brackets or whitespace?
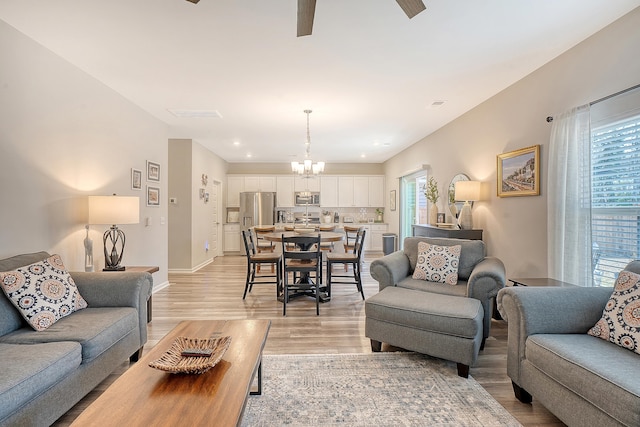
455,181,481,202
88,196,139,225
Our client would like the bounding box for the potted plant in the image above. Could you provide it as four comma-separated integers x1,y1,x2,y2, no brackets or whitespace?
375,208,384,223
424,177,439,225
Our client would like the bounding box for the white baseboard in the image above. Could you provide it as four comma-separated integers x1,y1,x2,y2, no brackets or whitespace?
167,257,214,275
152,280,170,293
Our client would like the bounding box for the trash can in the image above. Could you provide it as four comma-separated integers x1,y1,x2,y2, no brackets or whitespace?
382,233,397,255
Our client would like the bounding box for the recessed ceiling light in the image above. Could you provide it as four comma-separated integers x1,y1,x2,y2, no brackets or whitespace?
246,153,252,158
233,141,240,146
361,154,366,158
167,109,223,118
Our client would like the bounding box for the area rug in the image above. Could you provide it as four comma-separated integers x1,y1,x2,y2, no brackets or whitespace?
242,352,522,426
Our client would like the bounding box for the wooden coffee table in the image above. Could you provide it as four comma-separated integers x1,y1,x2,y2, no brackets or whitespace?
71,320,270,427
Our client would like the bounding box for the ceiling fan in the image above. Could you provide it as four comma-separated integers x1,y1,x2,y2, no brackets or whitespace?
184,0,426,36
297,0,426,37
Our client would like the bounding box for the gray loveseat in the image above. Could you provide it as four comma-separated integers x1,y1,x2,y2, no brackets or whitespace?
0,251,152,427
497,260,640,427
369,237,506,344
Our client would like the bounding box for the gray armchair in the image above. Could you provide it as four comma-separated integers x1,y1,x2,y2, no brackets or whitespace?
370,237,506,341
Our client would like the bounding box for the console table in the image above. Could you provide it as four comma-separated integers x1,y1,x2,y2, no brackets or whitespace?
412,224,483,240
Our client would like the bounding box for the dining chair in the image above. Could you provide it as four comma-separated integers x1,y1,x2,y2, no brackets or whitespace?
241,230,282,300
319,224,336,252
326,229,366,300
281,234,322,316
253,225,276,272
342,225,363,271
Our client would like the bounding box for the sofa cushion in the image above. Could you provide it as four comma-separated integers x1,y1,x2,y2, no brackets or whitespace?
0,307,138,363
403,237,485,280
412,242,460,284
526,334,640,427
588,270,640,355
0,341,82,422
397,276,468,297
0,252,51,336
0,254,88,331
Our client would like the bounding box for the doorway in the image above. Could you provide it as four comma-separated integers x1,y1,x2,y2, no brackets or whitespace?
400,171,427,246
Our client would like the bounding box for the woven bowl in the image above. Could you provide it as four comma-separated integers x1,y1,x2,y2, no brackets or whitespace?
149,336,232,374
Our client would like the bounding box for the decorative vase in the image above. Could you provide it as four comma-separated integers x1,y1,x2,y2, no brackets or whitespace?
429,204,439,225
458,202,473,229
323,215,332,224
376,213,383,222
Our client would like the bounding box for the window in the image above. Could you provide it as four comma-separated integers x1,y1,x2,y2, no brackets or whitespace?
590,91,640,286
399,171,427,246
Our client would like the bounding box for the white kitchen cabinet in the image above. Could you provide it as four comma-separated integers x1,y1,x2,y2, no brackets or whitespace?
369,224,388,252
276,176,295,207
338,177,355,207
368,176,385,207
294,175,320,192
223,223,241,252
338,176,385,207
244,176,276,192
226,176,244,207
320,176,338,207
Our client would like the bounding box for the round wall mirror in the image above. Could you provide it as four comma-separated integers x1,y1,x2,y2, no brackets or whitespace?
448,173,470,219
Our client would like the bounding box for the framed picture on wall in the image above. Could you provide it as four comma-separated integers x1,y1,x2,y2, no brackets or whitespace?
146,161,160,182
497,145,540,197
131,168,142,190
147,186,160,206
390,190,396,211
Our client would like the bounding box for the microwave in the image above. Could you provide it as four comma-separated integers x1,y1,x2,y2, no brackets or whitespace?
294,191,320,206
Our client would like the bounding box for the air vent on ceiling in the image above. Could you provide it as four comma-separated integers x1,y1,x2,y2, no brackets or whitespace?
167,109,223,118
429,100,446,109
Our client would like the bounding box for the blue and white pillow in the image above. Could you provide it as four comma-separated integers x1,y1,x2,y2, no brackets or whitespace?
0,254,87,331
412,242,461,285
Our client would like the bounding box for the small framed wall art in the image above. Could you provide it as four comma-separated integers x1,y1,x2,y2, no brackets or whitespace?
497,145,540,197
131,168,142,190
146,161,160,182
147,186,160,206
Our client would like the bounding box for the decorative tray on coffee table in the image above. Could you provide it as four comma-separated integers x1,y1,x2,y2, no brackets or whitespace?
149,336,232,374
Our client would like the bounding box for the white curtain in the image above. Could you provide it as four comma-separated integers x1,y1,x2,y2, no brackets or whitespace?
547,104,593,286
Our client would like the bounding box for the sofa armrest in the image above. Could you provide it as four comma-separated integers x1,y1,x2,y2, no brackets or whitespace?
370,250,411,291
466,257,506,301
71,271,153,344
497,286,612,385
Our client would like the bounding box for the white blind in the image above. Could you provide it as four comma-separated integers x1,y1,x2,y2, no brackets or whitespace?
591,115,640,286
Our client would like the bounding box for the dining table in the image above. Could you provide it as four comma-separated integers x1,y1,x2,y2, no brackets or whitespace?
262,230,344,302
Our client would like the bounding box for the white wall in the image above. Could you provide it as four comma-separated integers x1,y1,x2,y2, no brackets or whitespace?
0,20,169,287
383,7,640,279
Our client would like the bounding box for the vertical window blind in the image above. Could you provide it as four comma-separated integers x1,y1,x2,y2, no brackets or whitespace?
591,115,640,286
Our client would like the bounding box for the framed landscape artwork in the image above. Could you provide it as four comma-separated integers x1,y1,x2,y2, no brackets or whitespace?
497,145,540,197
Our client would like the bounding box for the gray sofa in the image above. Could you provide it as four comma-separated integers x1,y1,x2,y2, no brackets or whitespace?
497,260,640,427
369,237,506,343
0,251,152,427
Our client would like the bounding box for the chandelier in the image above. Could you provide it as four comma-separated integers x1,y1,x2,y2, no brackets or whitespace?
291,109,325,176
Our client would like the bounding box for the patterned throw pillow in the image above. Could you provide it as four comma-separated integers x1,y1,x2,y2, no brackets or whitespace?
588,270,640,355
0,254,88,331
412,242,461,285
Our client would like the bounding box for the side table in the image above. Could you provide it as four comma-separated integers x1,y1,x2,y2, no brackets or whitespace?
495,277,577,320
105,266,159,323
509,278,576,287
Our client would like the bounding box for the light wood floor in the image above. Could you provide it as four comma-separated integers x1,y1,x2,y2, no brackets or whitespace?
55,254,565,426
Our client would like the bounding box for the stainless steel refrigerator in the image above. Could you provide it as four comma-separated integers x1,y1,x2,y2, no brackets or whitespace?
239,192,277,252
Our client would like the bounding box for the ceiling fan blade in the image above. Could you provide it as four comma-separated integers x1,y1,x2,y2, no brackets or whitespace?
396,0,426,19
297,0,316,37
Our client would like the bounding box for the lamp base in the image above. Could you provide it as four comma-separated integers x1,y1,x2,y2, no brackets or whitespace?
458,202,473,230
103,266,126,272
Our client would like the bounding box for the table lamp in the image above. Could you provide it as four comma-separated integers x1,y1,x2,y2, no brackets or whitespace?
88,195,140,271
454,181,481,230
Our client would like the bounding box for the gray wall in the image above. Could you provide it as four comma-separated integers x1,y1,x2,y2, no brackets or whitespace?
383,7,640,280
168,139,227,271
0,20,169,287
